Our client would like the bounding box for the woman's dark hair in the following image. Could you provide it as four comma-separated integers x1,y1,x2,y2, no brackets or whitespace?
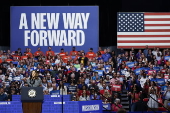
58,81,65,91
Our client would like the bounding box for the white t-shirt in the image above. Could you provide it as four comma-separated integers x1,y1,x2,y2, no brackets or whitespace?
0,74,5,82
55,59,61,64
140,77,148,88
8,67,16,73
79,96,90,101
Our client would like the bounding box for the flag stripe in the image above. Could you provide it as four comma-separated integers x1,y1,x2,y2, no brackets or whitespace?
144,15,170,18
118,32,170,35
145,21,170,24
117,46,170,49
117,35,170,37
145,29,170,32
118,43,170,46
144,18,170,21
118,40,170,43
118,38,170,40
145,24,170,26
144,13,170,15
145,26,170,29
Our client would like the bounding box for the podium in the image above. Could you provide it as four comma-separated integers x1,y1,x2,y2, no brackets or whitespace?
21,87,44,113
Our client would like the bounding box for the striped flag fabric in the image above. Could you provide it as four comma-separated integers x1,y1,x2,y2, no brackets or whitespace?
117,12,170,48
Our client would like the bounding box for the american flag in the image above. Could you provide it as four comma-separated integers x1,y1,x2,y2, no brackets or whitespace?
117,12,170,48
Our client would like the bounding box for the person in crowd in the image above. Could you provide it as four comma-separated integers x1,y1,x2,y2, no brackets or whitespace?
86,48,96,61
147,88,158,111
112,98,122,111
34,47,44,59
57,81,67,95
102,49,111,62
0,88,8,101
79,89,90,101
163,85,170,109
78,52,88,66
46,46,55,57
116,108,126,113
70,47,78,56
134,95,148,111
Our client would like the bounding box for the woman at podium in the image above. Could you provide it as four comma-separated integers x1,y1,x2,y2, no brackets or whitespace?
27,71,42,87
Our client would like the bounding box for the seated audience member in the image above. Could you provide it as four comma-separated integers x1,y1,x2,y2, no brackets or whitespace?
57,81,67,95
0,88,8,101
116,108,127,113
112,98,122,111
78,85,90,97
79,90,90,101
101,90,112,103
90,89,100,100
134,95,148,111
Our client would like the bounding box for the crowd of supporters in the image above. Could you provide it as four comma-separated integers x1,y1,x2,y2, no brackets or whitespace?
118,46,170,111
0,46,170,111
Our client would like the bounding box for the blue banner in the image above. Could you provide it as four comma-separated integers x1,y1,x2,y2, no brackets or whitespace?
153,67,160,72
95,70,104,76
11,6,99,53
156,78,166,86
50,90,60,95
164,56,170,61
79,100,103,113
103,103,111,110
134,67,144,75
0,101,22,113
126,62,135,68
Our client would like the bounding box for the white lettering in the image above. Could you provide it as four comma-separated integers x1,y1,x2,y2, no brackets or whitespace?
59,30,67,46
39,30,48,46
47,13,60,29
81,13,90,29
74,13,83,29
30,30,39,46
76,30,85,46
40,13,46,29
31,13,40,29
24,30,30,46
19,13,28,29
47,30,60,46
63,13,75,29
68,30,76,46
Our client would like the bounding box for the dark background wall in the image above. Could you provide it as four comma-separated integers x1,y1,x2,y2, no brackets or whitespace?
0,0,170,48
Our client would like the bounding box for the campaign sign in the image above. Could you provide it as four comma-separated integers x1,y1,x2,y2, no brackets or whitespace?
0,101,22,113
11,6,99,53
148,70,156,75
126,62,135,68
103,103,111,110
153,67,160,72
95,70,104,76
50,90,60,95
134,67,144,75
111,85,121,92
164,56,170,61
79,100,103,113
